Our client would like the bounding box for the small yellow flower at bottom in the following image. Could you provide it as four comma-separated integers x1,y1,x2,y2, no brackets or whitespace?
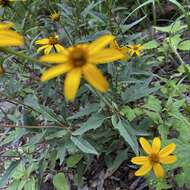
35,35,64,55
40,35,125,102
131,137,176,178
127,44,144,56
110,39,130,61
50,11,61,22
0,22,24,46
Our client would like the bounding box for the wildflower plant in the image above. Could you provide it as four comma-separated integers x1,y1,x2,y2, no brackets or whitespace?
0,0,189,190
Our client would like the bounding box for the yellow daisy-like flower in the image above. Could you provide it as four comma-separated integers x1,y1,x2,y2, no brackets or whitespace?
40,35,125,101
128,44,144,56
0,0,14,7
131,137,177,178
50,11,61,22
35,35,64,55
110,39,130,61
0,22,24,46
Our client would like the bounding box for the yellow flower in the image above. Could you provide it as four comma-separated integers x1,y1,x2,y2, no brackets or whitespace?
0,22,24,46
50,11,61,22
35,35,64,54
128,44,144,56
110,39,130,61
40,35,125,101
0,0,14,7
131,137,176,178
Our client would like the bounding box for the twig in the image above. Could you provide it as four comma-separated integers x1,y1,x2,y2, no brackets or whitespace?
0,124,63,129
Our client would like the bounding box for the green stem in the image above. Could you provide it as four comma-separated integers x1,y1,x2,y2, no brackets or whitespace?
0,48,40,64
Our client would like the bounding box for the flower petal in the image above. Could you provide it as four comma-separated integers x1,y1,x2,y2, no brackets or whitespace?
89,35,115,55
41,63,73,81
153,163,164,178
40,53,68,64
35,38,49,45
152,137,161,153
131,156,149,165
44,45,53,55
135,161,152,176
0,38,23,46
160,155,177,164
82,64,109,92
54,44,65,52
89,49,125,64
0,22,14,30
139,137,153,154
64,68,81,102
159,143,176,157
37,45,50,53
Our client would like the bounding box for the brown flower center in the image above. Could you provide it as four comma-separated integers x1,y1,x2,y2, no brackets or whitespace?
149,153,160,163
70,48,87,67
48,36,59,45
133,46,139,51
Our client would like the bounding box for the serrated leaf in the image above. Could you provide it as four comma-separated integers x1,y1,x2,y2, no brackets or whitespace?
71,136,98,155
72,114,105,135
111,116,138,155
66,154,83,168
178,40,190,50
53,173,69,190
143,40,159,49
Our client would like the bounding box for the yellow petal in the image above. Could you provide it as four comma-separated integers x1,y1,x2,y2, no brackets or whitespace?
64,68,81,102
54,44,65,52
0,37,23,46
35,38,49,45
40,53,68,64
0,31,23,46
37,45,50,53
160,155,177,164
153,163,164,178
82,64,109,92
41,63,73,81
89,49,125,64
139,137,153,154
110,39,120,49
131,156,149,165
159,143,176,157
89,35,115,55
135,161,152,176
0,22,14,30
152,137,161,153
44,45,53,54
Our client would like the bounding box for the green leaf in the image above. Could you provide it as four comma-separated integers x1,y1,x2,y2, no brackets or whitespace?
72,114,105,135
143,40,159,49
66,154,83,168
67,103,99,120
53,173,69,190
24,177,36,190
71,136,98,155
111,116,139,155
45,130,68,140
0,161,20,187
178,40,190,50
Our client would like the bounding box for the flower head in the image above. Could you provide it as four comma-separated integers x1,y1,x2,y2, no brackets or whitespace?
35,34,64,54
0,22,24,46
128,44,144,56
131,137,176,178
40,35,125,101
0,0,14,7
50,11,61,22
110,39,130,61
